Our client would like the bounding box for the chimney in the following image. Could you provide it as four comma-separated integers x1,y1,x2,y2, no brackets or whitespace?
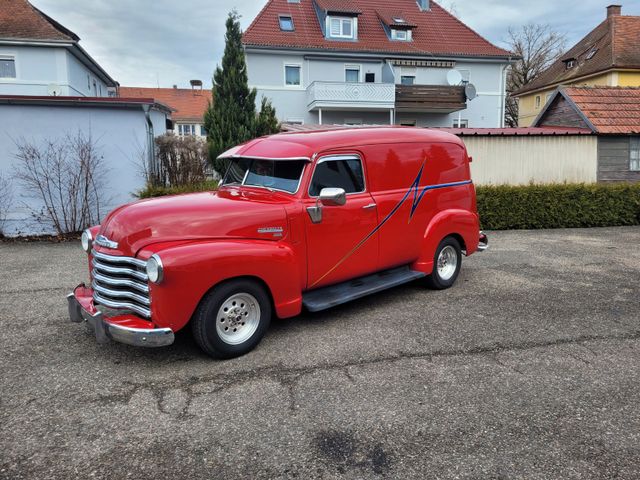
607,5,622,18
417,0,429,11
173,84,177,89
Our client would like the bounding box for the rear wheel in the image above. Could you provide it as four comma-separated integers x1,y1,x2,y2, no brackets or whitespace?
192,279,272,359
425,237,462,290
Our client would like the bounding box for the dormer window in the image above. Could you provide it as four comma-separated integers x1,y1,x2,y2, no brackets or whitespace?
391,29,412,41
279,15,294,31
564,58,576,69
328,16,356,39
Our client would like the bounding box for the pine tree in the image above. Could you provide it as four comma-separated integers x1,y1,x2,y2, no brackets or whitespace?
255,97,280,138
204,11,257,176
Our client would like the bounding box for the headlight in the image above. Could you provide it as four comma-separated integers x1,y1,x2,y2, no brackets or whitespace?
81,229,93,253
146,254,164,284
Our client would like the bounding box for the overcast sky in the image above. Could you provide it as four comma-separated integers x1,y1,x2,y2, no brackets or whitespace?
30,0,640,88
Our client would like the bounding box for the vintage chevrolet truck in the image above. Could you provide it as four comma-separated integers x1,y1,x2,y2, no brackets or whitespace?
68,127,487,358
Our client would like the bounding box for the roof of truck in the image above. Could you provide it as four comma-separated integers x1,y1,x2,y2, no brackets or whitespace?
219,126,465,160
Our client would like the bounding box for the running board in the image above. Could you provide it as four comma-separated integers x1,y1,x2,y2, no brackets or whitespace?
302,266,426,313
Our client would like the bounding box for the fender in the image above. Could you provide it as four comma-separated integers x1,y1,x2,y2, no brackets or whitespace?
140,240,303,331
411,209,480,274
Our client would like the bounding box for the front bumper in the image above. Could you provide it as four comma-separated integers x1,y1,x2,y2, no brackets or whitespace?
67,285,174,348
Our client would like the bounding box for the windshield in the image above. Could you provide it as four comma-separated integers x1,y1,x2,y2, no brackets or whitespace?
221,158,306,193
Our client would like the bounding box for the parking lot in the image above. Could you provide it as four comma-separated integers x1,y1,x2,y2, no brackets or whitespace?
1,227,640,479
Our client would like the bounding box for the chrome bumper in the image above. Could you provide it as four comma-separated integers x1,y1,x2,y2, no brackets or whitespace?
478,231,489,252
67,292,174,348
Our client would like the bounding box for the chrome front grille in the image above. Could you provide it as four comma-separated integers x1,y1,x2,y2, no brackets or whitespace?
91,250,151,318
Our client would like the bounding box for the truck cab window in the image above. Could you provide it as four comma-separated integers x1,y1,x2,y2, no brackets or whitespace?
222,158,306,193
309,158,365,196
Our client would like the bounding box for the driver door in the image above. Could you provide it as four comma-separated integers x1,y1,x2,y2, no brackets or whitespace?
304,155,379,290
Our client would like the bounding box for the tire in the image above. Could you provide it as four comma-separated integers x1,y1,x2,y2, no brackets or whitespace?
425,237,462,290
192,279,272,359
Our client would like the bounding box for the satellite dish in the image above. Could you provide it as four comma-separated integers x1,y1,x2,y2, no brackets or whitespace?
47,84,63,97
446,69,463,86
465,83,478,101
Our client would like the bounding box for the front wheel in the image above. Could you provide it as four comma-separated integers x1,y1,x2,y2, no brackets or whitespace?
192,279,272,359
425,237,462,290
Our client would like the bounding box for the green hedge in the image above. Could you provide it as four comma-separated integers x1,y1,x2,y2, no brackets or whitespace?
137,180,219,199
477,184,640,230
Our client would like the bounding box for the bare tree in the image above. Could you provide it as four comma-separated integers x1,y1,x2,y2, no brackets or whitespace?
0,172,13,235
505,24,567,127
154,134,210,187
13,131,108,235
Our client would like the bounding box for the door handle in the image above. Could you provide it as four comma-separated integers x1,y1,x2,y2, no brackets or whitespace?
362,203,377,210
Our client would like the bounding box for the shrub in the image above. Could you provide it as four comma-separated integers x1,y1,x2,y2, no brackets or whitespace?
13,132,107,235
477,183,640,230
0,172,13,235
151,134,209,187
137,180,219,199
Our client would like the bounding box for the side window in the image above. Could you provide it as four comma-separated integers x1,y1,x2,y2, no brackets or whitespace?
309,158,365,196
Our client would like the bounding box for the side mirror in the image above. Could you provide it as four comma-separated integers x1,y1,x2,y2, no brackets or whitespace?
319,188,346,206
307,188,347,223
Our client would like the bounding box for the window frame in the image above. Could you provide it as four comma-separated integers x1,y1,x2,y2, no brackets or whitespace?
535,95,541,109
452,119,469,128
630,137,640,172
344,64,361,83
391,29,412,41
278,15,295,31
0,55,17,80
400,75,415,85
307,154,367,198
284,63,302,87
327,16,357,39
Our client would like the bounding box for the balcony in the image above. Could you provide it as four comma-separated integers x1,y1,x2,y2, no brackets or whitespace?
307,81,396,111
395,85,467,113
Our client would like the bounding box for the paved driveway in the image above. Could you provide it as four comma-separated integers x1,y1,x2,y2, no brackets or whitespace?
1,227,639,480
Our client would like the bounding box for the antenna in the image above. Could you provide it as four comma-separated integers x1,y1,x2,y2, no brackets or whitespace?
47,84,63,96
446,69,463,86
465,83,477,101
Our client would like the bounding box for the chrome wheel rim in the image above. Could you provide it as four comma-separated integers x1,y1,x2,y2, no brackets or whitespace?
216,293,261,345
437,245,458,281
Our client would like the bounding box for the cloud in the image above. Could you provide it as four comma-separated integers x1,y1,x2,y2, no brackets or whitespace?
29,0,640,88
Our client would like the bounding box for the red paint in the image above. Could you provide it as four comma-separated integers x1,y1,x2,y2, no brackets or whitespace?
82,127,482,334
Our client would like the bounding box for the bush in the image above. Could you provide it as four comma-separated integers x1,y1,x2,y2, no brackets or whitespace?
137,180,219,199
477,183,640,230
150,134,210,187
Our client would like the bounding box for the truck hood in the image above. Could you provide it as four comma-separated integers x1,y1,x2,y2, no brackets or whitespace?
98,188,290,255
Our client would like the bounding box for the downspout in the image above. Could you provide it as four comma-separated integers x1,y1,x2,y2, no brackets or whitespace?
142,104,156,182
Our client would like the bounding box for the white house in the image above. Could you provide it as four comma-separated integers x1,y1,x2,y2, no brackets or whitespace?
0,0,171,236
243,0,515,128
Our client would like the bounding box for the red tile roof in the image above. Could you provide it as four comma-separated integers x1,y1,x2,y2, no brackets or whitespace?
376,10,418,29
315,0,362,15
244,0,512,58
119,87,212,122
0,0,78,42
562,86,640,135
515,13,640,96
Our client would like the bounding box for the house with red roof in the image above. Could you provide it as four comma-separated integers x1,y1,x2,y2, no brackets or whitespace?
243,0,515,128
533,86,640,183
119,84,212,138
0,0,117,96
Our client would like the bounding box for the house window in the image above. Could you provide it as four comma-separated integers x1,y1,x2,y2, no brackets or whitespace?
345,65,360,83
285,65,301,86
328,16,355,39
631,137,640,172
178,124,197,136
87,75,91,90
279,15,294,31
535,95,541,109
0,57,16,78
401,76,415,85
365,73,375,83
200,125,208,137
400,120,417,127
453,119,469,128
391,29,412,41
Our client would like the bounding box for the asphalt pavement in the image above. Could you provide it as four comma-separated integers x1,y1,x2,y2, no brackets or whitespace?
1,227,639,479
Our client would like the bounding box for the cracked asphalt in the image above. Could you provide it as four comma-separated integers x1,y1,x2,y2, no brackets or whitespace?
1,227,640,480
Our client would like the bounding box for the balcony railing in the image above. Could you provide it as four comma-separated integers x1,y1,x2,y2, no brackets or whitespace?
395,85,467,113
307,81,396,111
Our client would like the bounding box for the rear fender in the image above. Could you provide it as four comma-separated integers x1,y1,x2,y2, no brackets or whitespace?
411,209,480,275
141,240,303,332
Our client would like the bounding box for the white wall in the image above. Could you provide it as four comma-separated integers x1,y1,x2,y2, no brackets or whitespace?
464,135,598,185
0,104,167,236
0,45,109,97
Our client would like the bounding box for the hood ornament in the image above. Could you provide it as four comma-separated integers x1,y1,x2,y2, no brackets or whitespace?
95,234,119,249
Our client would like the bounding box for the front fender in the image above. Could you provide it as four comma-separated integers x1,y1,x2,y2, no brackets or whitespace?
411,209,480,274
140,240,303,332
